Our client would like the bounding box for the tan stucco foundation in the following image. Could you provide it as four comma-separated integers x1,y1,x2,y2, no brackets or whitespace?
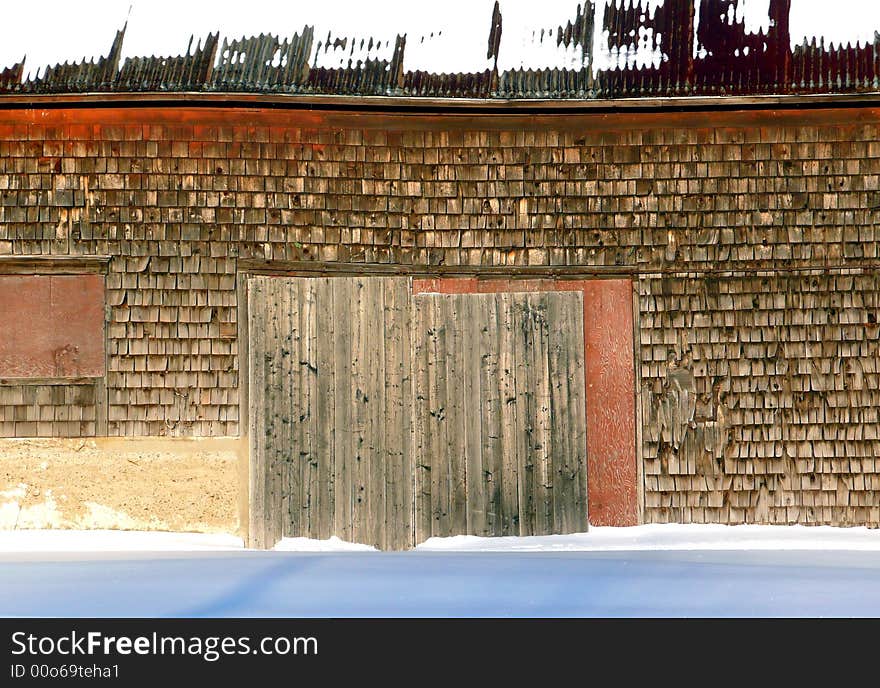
0,437,243,534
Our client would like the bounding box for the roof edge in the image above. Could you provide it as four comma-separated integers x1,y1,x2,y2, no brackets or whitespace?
3,90,880,114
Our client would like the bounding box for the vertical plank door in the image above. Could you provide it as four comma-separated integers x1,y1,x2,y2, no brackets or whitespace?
412,291,588,541
248,276,414,550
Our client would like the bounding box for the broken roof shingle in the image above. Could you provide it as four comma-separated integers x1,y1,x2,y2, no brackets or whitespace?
3,1,880,100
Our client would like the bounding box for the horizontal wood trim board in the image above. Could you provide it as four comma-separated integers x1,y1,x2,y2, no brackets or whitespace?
5,91,880,113
0,257,111,275
0,377,100,386
237,260,636,279
237,260,880,279
0,104,878,134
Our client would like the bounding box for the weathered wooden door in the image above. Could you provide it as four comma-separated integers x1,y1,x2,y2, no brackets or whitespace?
413,292,588,541
248,276,413,550
248,276,589,550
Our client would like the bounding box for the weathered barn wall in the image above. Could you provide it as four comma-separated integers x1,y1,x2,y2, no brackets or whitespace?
641,271,880,526
1,104,879,527
0,263,108,438
0,383,98,437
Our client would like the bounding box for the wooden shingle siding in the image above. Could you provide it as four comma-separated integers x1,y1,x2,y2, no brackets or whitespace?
641,272,880,526
0,383,97,437
1,105,879,527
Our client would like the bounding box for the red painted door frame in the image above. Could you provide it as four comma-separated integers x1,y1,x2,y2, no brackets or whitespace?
413,277,638,527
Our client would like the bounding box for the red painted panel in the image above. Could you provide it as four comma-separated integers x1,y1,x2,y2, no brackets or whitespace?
413,277,638,526
0,274,105,378
582,280,638,526
0,276,52,377
50,275,106,378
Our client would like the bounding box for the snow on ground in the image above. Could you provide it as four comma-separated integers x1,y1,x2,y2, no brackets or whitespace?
273,536,376,552
0,529,243,552
3,546,880,617
417,523,880,552
2,523,880,553
4,525,880,616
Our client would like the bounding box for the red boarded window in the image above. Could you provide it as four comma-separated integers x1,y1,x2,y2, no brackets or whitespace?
0,274,105,379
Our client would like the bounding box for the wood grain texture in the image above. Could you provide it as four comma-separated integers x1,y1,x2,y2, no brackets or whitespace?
332,277,354,543
313,278,335,540
412,292,433,544
247,277,268,548
251,278,591,548
413,290,588,540
548,293,589,532
248,276,414,549
413,277,637,526
583,279,638,527
478,295,503,536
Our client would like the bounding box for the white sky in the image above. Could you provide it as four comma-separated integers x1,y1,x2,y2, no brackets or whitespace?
0,0,876,79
